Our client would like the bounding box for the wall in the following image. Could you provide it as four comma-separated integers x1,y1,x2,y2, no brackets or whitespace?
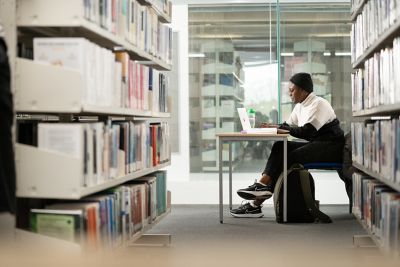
165,4,190,182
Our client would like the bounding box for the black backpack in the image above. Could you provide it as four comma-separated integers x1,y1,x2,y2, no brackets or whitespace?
273,164,332,223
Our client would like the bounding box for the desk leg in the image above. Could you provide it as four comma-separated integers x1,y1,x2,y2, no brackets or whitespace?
283,138,287,223
219,138,223,223
229,141,232,210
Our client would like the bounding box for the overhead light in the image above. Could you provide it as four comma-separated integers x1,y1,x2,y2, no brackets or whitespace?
244,61,270,66
188,53,205,58
323,52,331,56
334,52,351,56
371,116,391,120
281,52,294,57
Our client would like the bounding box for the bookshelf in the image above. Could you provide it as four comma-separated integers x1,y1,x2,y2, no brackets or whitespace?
293,40,331,101
352,103,400,117
15,58,170,117
128,207,171,244
350,0,400,255
4,0,174,249
17,0,171,70
352,19,400,69
16,142,171,199
136,0,172,23
352,162,400,192
350,0,367,21
198,40,244,171
353,213,383,248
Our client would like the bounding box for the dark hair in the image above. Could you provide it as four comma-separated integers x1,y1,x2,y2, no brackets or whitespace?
289,72,313,93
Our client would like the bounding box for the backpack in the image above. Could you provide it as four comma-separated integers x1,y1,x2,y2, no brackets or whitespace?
273,164,332,223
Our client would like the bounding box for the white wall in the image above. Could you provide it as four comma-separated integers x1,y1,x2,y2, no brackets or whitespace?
165,4,190,182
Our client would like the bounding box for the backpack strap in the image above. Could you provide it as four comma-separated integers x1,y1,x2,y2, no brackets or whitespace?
298,169,332,223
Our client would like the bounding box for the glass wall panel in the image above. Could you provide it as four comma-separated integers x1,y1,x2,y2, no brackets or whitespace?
188,2,279,173
279,3,351,132
188,1,351,174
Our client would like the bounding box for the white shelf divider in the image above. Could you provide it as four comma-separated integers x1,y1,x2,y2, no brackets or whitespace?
15,58,84,114
16,0,171,70
16,143,170,199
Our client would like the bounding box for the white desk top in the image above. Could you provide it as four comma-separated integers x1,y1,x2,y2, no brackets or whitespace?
216,132,289,138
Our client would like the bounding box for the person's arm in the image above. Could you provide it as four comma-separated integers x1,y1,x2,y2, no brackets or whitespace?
279,122,317,140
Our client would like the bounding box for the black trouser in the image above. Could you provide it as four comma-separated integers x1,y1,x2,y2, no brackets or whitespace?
263,139,344,183
0,37,16,214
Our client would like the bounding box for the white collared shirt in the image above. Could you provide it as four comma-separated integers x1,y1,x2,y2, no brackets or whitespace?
286,93,336,131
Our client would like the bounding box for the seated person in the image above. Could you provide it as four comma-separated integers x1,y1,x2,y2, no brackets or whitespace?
230,72,344,218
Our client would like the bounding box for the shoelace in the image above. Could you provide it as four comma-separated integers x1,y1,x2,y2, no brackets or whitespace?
246,179,258,188
240,200,262,209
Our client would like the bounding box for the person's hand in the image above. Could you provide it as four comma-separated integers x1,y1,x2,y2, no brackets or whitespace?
260,122,279,128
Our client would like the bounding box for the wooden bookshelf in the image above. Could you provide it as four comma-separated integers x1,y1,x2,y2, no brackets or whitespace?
350,0,367,22
352,19,400,69
352,103,400,117
353,162,400,192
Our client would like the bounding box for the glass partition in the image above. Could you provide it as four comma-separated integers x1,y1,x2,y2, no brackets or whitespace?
189,2,279,172
188,1,351,174
279,3,351,132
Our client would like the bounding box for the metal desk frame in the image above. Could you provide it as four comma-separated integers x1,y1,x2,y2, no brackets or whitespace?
216,133,289,223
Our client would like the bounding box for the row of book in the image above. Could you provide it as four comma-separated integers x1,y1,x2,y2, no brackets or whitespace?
147,0,171,16
352,172,400,255
351,0,400,62
83,0,172,64
34,38,169,112
351,37,400,111
351,120,400,184
115,50,169,112
350,0,364,14
17,121,170,187
30,171,168,248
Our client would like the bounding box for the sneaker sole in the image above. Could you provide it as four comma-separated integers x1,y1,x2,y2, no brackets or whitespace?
230,212,264,218
237,191,273,200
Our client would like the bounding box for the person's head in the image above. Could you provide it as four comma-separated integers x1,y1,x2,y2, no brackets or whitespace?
288,72,313,104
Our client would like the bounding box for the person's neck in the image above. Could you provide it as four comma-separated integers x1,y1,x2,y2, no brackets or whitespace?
299,92,310,103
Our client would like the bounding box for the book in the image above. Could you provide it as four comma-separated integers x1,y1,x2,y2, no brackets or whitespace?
30,209,84,243
132,176,157,222
46,202,101,248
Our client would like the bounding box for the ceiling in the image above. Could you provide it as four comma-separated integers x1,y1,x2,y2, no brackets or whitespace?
189,3,351,52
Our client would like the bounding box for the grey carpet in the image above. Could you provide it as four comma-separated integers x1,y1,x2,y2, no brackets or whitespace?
133,205,399,267
148,204,365,248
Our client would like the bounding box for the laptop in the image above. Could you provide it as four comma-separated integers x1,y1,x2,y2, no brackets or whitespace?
237,108,288,134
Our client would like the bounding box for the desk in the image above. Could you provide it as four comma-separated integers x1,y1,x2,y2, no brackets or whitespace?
216,133,289,223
